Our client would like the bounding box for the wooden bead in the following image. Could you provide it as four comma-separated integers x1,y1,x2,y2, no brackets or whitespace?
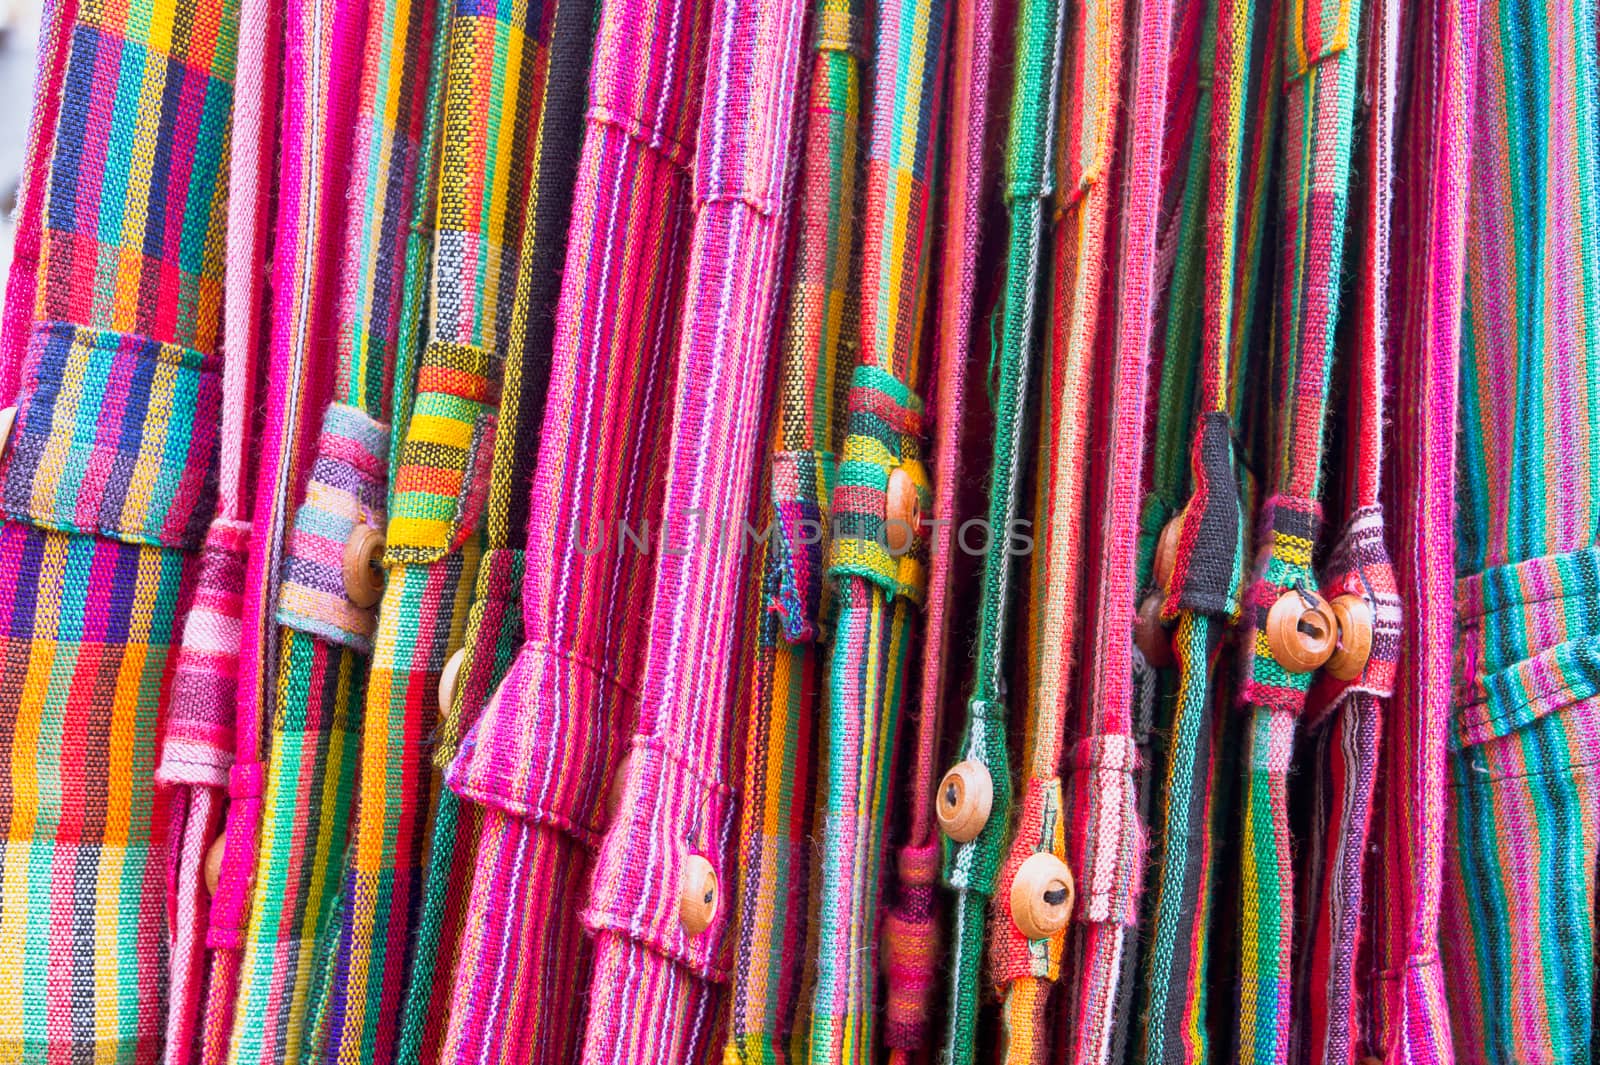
1327,594,1375,681
204,832,227,896
1266,589,1338,673
606,749,633,821
1009,852,1075,940
885,467,920,554
680,854,719,936
935,760,993,843
342,522,386,607
1154,514,1183,589
437,647,467,714
1133,590,1175,668
0,405,17,458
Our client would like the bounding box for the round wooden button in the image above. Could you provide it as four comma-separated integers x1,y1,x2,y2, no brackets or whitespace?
1009,852,1075,940
0,405,17,458
437,647,467,713
1154,514,1183,589
204,832,227,896
1326,594,1375,681
1266,589,1338,673
1133,590,1175,669
935,760,993,843
680,854,719,936
885,467,920,554
342,523,386,607
606,749,633,821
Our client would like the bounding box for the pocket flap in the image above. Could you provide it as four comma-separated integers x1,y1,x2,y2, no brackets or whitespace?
1453,545,1600,749
3,322,221,550
386,342,498,564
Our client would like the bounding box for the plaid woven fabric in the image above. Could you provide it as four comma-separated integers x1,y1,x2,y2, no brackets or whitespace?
440,0,709,1054
0,0,237,1057
989,0,1125,1053
576,0,807,1055
393,1,594,1059
1439,0,1600,1057
0,0,72,400
874,0,996,1052
810,0,947,1048
938,0,1062,1056
724,0,860,1054
1364,0,1477,1055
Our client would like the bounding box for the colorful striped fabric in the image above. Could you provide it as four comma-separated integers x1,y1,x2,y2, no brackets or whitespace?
724,0,860,1054
217,0,434,1059
1051,0,1172,1053
440,0,710,1053
1292,0,1400,1056
0,0,73,401
938,0,1062,1054
990,0,1125,1049
320,0,577,1054
0,0,237,1058
876,0,996,1051
1233,0,1364,1054
393,1,594,1059
1441,0,1600,1058
810,0,946,1051
574,0,807,1054
1365,0,1477,1055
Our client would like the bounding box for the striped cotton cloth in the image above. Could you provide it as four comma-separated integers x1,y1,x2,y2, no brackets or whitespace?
1232,0,1365,1055
810,0,946,1051
723,0,860,1055
1292,0,1400,1057
216,0,437,1060
573,0,808,1054
319,0,575,1055
0,0,237,1058
1049,0,1172,1053
1361,0,1476,1058
393,1,595,1060
1441,0,1600,1058
874,0,996,1052
937,0,1062,1056
440,0,710,1055
988,0,1125,1052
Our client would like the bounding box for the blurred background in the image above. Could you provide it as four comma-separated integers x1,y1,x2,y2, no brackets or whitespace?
0,2,41,310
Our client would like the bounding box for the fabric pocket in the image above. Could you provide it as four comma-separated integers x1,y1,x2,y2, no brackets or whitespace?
385,341,498,565
1451,545,1600,759
2,321,221,549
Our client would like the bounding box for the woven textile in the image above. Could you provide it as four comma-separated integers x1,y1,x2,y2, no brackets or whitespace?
394,0,594,1058
875,0,997,1050
440,0,709,1054
321,0,576,1052
938,0,1062,1055
0,0,237,1057
218,0,430,1058
1050,0,1172,1052
810,0,946,1049
1233,0,1364,1050
724,0,860,1054
0,0,73,400
1292,1,1400,1054
575,0,807,1054
989,0,1125,1053
1440,0,1600,1057
1365,0,1477,1055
